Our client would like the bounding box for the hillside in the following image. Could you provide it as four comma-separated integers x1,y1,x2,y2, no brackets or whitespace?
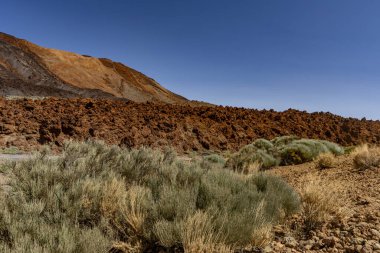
0,32,187,103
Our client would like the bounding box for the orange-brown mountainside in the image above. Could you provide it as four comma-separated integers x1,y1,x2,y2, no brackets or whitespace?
0,32,187,103
0,98,380,152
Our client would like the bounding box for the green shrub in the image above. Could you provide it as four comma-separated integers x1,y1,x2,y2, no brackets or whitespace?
279,139,344,165
226,136,345,169
271,136,300,147
225,141,281,172
279,142,316,165
0,141,300,252
253,150,280,168
252,139,274,151
203,154,226,165
319,140,345,155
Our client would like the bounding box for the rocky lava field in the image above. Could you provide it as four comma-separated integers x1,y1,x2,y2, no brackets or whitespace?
1,97,380,152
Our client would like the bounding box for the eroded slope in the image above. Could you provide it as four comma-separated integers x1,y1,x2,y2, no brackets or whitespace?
0,32,186,103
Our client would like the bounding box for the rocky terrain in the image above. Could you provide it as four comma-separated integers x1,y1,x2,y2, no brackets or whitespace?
268,155,380,253
0,97,380,152
0,32,186,103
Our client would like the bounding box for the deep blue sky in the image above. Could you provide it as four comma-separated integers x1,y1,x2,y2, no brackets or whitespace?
1,1,379,119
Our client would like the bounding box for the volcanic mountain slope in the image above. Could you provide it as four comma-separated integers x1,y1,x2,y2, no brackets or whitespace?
0,32,187,103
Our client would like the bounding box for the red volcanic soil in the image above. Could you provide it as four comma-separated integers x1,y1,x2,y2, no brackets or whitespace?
0,32,187,103
1,98,380,152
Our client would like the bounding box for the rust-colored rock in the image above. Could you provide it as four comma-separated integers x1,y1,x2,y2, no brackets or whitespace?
0,98,379,152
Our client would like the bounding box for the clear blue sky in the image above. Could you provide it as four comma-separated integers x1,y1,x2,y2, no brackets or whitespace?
1,0,379,119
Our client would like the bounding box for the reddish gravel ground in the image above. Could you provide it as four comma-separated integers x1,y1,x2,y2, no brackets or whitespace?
1,97,380,152
268,155,380,252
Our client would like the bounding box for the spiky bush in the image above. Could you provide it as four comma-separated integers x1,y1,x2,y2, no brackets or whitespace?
0,141,300,252
226,137,345,170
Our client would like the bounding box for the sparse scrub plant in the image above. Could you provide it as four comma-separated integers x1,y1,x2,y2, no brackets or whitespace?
0,141,300,252
241,160,261,175
180,211,233,253
316,153,336,169
299,175,349,232
352,144,380,170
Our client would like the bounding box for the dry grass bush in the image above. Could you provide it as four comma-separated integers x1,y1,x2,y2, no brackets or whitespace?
0,141,300,252
242,160,262,175
180,211,233,253
315,153,336,169
111,240,143,253
299,175,350,232
226,137,344,171
352,144,380,170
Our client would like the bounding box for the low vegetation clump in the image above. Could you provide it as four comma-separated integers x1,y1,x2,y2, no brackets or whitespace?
315,153,336,169
0,141,300,252
203,154,226,166
352,144,380,170
226,136,345,172
299,175,349,232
